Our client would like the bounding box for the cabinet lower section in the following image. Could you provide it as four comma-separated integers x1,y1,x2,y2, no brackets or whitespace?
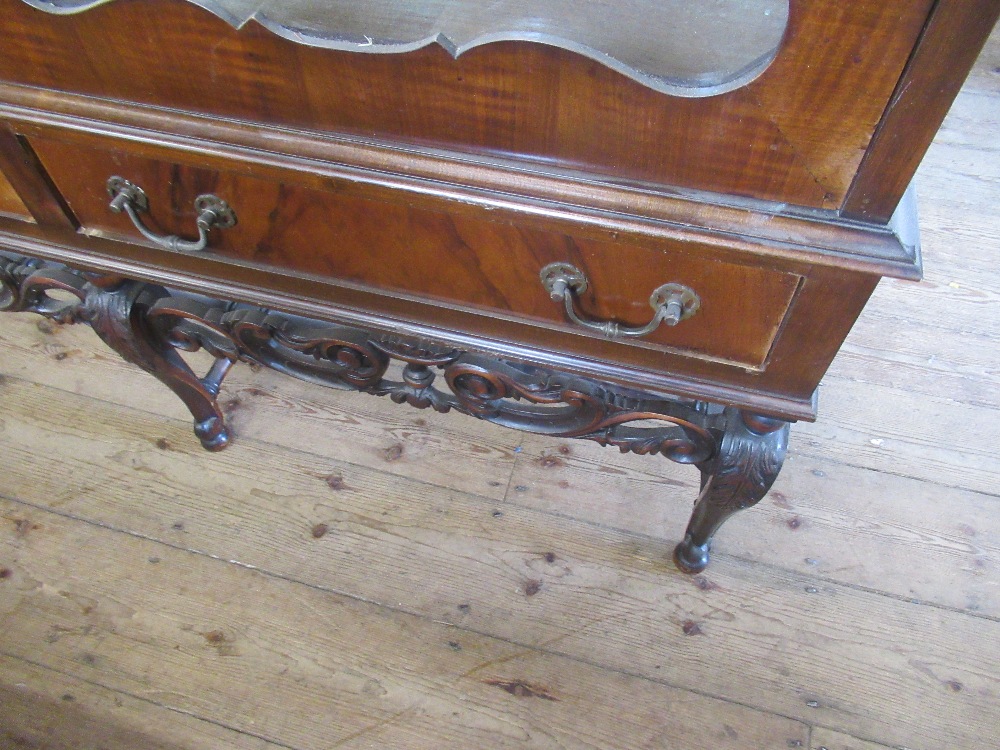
2,250,791,571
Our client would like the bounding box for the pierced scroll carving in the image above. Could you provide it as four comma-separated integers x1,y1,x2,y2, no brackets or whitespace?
0,253,230,449
141,294,720,465
0,252,792,571
1,254,88,321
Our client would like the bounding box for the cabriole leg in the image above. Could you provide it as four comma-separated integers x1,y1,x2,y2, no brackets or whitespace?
84,281,232,451
674,408,790,573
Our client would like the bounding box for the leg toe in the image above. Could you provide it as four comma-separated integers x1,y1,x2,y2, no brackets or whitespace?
673,535,710,574
194,417,230,452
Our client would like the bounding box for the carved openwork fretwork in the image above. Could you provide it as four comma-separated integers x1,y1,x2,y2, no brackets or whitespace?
0,253,88,321
143,293,721,465
0,252,791,571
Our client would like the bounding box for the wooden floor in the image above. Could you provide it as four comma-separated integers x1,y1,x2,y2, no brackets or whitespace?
2,32,999,750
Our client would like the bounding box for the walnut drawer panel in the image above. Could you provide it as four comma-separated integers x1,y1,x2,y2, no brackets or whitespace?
29,134,802,372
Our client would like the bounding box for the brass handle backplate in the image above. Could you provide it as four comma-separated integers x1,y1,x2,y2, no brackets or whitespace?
539,262,700,339
107,176,237,253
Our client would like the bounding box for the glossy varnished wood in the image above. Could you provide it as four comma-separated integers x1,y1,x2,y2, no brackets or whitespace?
0,166,30,222
0,34,998,743
0,86,920,279
20,0,793,98
27,133,802,370
0,122,73,228
0,216,837,420
3,248,788,574
0,0,991,580
0,0,935,210
843,0,1000,221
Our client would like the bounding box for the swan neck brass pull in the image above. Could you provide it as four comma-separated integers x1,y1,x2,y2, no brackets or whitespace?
107,176,237,253
540,262,699,339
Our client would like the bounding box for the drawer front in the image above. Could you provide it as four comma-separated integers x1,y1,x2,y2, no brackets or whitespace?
29,134,801,371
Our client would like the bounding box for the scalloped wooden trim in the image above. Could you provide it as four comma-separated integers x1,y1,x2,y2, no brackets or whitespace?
21,0,789,97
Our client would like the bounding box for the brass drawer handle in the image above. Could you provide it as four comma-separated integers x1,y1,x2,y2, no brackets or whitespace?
540,262,700,339
106,176,237,253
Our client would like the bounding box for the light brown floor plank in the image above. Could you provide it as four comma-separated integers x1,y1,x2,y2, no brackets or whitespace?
0,654,281,750
509,432,1000,617
0,496,807,750
794,379,998,497
810,729,894,750
0,311,521,501
1,377,998,750
962,23,1000,93
4,279,1000,614
0,18,997,750
5,284,998,501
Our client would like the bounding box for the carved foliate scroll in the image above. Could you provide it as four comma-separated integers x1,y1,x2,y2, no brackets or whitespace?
1,252,792,571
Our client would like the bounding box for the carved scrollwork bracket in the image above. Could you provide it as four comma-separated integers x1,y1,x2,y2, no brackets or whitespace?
140,294,722,465
0,252,792,571
1,253,89,321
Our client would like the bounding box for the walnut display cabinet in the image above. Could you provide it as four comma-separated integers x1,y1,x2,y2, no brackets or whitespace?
1,0,997,572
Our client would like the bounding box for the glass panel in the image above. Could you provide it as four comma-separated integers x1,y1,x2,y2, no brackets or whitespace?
26,0,789,96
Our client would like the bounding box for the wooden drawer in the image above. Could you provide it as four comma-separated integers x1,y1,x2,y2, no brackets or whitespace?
28,133,802,372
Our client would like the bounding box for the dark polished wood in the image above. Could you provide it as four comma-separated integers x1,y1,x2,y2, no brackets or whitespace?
85,281,232,452
0,253,230,449
28,132,803,370
0,0,993,570
674,411,790,573
0,217,828,421
0,0,936,211
0,123,76,229
3,250,776,570
0,87,921,278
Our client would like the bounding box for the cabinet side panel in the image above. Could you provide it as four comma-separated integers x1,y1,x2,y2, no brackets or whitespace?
843,0,1000,221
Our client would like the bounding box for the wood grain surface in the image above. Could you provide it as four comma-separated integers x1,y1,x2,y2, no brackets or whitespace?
0,655,281,750
0,0,937,210
27,132,801,370
20,0,792,98
810,729,894,750
843,0,1000,221
0,493,811,750
0,117,892,412
0,122,73,228
0,163,31,222
0,15,997,750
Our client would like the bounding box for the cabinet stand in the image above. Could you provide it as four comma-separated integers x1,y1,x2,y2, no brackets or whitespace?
1,251,790,571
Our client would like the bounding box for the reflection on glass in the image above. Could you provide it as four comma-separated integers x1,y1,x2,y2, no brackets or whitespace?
26,0,790,96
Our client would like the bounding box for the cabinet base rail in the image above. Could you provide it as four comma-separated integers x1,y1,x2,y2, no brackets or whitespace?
1,251,790,572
